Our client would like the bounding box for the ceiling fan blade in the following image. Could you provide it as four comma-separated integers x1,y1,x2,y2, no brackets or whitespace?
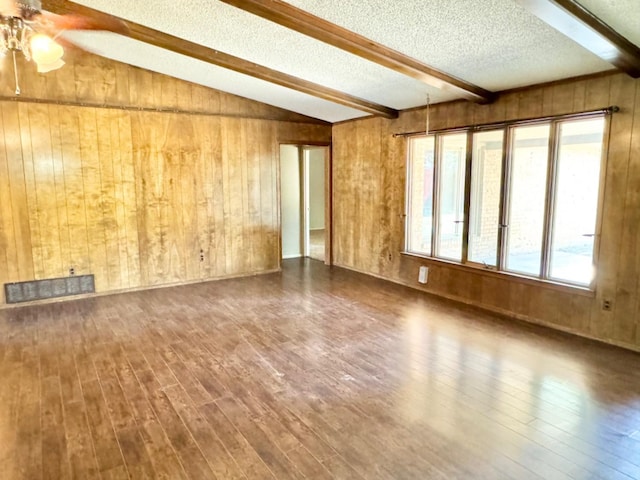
37,10,129,35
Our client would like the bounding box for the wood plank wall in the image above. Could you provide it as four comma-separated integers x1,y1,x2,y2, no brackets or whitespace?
332,72,640,351
0,52,331,303
0,51,321,124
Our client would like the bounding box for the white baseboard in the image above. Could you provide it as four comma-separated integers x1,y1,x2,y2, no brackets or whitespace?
282,254,302,259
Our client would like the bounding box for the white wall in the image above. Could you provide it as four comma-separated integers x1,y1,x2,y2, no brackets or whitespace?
307,148,325,230
280,145,302,258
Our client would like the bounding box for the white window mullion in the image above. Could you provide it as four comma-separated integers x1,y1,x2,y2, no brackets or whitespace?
497,127,512,271
540,121,560,279
431,135,441,257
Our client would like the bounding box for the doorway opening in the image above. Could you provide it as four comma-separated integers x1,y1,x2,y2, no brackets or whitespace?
280,144,330,264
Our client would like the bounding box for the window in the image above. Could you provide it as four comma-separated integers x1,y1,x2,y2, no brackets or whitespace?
468,130,503,267
406,135,435,256
505,124,550,276
548,118,604,284
436,133,467,261
405,113,607,288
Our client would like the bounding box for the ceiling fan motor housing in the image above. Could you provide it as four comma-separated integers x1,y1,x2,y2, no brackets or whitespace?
17,0,42,19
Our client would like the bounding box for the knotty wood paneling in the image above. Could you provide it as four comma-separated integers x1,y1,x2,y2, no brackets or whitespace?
0,51,330,303
332,72,640,351
0,50,325,125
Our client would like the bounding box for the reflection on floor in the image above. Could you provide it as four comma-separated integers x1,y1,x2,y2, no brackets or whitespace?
2,259,640,478
309,228,324,261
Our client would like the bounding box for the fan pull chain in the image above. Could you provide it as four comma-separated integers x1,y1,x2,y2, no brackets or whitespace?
12,50,21,96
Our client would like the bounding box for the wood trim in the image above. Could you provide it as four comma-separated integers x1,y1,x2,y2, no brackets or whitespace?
298,147,306,258
278,141,332,265
399,251,595,297
516,0,640,78
395,71,618,119
276,140,284,270
0,268,281,310
0,95,330,124
43,1,399,119
324,146,332,266
277,140,332,146
331,115,373,127
219,0,495,104
392,106,619,137
497,70,617,96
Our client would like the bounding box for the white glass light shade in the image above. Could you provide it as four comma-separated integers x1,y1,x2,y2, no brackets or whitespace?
30,34,64,65
36,58,65,73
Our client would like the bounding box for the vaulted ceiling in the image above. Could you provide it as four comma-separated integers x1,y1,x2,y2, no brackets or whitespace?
45,0,640,122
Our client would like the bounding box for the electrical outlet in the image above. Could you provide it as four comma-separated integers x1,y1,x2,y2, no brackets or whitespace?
602,299,613,311
69,267,75,276
199,250,205,262
418,266,429,284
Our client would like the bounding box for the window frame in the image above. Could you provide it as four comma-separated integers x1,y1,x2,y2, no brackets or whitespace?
466,128,506,270
403,110,610,291
434,131,469,262
405,134,437,257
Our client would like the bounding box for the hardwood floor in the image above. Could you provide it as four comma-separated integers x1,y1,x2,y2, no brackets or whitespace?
309,229,325,262
1,259,640,479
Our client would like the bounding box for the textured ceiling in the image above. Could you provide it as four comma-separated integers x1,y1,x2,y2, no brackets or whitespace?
577,0,640,48
284,0,611,90
64,0,620,122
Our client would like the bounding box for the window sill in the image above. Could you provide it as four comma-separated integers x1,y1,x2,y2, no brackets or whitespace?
400,251,596,298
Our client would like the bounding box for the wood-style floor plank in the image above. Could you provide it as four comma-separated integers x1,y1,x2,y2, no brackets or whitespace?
1,259,640,479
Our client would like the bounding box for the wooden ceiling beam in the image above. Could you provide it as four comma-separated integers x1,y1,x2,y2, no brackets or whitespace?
516,0,640,78
218,0,495,104
42,0,399,119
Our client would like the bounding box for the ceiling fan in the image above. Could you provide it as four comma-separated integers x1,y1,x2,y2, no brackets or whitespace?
1,0,128,94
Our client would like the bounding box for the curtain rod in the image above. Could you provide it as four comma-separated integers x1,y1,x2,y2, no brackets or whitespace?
392,105,619,138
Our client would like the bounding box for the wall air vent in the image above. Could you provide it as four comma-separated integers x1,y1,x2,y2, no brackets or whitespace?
4,275,95,304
